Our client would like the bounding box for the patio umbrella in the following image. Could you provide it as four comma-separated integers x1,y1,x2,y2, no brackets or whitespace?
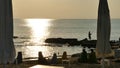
96,0,112,68
0,0,16,65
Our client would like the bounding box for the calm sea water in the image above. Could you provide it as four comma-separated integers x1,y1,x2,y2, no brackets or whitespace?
14,19,120,58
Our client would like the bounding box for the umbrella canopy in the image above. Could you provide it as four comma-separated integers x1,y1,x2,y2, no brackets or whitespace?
96,0,112,58
0,0,16,64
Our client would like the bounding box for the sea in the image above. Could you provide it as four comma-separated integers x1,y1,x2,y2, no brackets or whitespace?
14,19,120,59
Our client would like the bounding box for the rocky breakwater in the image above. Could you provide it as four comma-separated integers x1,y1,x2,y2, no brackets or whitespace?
45,38,81,46
45,38,119,48
44,38,96,47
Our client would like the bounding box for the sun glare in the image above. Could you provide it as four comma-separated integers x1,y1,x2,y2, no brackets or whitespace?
26,19,51,45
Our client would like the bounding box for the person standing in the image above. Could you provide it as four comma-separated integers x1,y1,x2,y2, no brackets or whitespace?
88,31,92,40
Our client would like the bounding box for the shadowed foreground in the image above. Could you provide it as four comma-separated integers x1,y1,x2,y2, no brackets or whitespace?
0,60,120,68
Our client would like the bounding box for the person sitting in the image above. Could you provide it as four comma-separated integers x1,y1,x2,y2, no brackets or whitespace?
78,49,88,63
51,53,57,64
88,49,97,63
62,51,70,66
16,52,23,64
62,51,68,60
38,51,48,65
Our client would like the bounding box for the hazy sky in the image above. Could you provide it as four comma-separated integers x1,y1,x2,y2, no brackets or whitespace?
12,0,120,19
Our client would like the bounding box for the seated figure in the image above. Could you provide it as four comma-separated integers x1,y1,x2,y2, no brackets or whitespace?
78,49,88,63
61,51,70,66
62,51,68,60
38,51,48,65
51,53,57,64
16,52,22,64
88,49,97,63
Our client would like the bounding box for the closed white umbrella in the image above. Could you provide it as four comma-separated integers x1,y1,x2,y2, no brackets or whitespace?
96,0,112,68
0,0,16,65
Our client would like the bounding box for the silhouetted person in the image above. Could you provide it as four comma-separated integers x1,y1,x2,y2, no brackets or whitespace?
58,52,59,56
119,37,120,42
119,37,120,47
88,49,97,63
38,51,48,65
88,31,92,40
51,53,57,64
17,52,22,64
62,51,68,60
78,49,88,63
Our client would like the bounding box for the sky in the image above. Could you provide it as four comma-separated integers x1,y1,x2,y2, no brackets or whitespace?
12,0,120,19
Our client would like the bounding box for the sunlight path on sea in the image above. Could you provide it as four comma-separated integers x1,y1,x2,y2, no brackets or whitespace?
25,19,52,45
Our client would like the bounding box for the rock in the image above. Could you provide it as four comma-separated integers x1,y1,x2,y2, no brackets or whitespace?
45,38,80,45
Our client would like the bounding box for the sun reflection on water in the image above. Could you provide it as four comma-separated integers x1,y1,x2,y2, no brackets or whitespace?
25,19,52,45
24,46,52,58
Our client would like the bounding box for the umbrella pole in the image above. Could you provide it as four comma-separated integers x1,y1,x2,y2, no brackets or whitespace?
3,64,6,68
101,55,105,68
